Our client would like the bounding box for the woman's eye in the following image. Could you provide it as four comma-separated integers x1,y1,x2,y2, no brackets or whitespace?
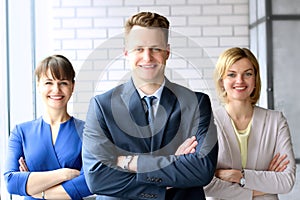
60,82,69,85
245,72,253,77
45,82,52,85
227,73,235,77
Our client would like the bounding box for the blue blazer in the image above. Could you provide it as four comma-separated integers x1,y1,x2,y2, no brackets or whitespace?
82,78,218,200
4,117,92,200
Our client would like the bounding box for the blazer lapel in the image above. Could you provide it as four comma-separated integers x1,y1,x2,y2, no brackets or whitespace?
215,107,243,168
246,106,267,169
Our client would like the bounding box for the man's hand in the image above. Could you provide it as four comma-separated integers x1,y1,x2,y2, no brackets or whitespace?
175,136,198,156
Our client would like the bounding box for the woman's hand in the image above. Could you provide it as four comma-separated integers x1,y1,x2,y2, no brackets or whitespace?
19,157,80,181
252,153,290,197
215,154,289,198
215,169,241,183
253,190,265,197
175,136,198,155
19,157,29,172
56,168,80,181
268,153,289,172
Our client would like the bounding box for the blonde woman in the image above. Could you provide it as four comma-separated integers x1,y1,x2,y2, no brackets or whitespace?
204,47,296,199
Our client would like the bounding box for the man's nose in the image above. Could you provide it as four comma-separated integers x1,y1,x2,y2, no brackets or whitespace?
142,49,152,61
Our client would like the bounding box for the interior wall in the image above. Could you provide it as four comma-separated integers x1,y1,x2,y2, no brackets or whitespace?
50,0,250,120
250,0,300,199
1,1,251,199
272,0,300,161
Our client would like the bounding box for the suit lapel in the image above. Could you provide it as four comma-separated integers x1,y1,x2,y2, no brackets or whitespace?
120,79,178,152
151,80,178,151
121,79,148,126
119,80,152,151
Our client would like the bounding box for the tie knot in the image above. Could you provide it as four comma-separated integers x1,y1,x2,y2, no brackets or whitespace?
143,96,156,124
143,96,156,108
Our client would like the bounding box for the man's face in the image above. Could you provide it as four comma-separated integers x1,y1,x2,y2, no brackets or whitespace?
124,26,170,87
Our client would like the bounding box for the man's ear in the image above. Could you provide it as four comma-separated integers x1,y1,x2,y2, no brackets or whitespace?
165,44,170,59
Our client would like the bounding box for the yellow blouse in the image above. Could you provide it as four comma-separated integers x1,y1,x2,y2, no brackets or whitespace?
230,118,252,168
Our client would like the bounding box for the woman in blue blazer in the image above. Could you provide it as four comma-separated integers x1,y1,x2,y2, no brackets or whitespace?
4,55,92,199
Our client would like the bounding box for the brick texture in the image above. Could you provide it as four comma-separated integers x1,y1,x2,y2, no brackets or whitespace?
51,0,249,119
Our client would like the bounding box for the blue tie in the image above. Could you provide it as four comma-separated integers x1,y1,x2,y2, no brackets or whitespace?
143,96,156,124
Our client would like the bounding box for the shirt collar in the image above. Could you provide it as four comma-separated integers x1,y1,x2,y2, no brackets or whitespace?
137,79,165,101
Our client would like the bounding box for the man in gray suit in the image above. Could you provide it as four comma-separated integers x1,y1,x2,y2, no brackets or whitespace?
82,11,218,200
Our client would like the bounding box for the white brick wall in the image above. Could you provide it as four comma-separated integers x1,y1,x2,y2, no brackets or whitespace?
50,0,249,119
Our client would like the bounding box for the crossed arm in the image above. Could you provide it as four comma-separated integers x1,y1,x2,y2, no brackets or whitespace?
83,93,218,198
117,136,198,172
18,157,80,199
214,153,290,197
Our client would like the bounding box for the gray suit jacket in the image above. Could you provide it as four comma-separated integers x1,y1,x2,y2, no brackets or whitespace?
82,78,218,200
204,106,296,200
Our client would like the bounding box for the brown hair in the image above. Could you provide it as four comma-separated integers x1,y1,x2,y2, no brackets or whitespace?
35,55,75,83
124,12,170,43
214,47,261,105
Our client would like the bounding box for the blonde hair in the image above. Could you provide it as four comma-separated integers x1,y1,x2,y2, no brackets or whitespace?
214,47,261,105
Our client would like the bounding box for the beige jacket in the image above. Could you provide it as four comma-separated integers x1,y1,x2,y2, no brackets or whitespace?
204,106,296,200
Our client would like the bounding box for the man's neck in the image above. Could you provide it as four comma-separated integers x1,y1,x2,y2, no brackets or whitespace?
133,77,164,95
139,83,161,95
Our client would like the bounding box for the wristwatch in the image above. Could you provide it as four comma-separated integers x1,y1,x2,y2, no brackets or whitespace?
239,169,245,187
123,155,133,170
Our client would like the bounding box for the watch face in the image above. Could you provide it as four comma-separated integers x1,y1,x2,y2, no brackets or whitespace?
240,177,246,187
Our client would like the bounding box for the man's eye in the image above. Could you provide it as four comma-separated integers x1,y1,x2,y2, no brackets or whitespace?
151,48,161,52
45,82,52,85
135,48,143,52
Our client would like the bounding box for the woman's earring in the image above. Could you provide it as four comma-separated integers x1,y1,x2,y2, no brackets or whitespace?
222,88,227,97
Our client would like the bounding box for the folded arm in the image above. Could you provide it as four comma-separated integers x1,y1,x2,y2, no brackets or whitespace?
205,111,296,199
118,94,218,188
5,126,92,200
82,93,218,197
244,113,296,194
82,97,166,199
18,156,91,200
